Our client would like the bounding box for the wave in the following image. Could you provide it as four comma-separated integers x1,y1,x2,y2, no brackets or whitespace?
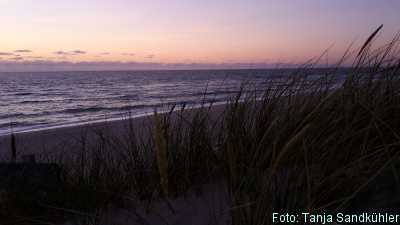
0,121,40,129
14,92,34,96
60,99,226,115
0,113,26,119
19,100,54,104
118,94,139,100
60,103,165,114
62,106,107,114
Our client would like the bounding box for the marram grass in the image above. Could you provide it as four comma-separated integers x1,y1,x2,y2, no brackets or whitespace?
152,110,169,198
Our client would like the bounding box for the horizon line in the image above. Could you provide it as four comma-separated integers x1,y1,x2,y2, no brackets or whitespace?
0,66,352,74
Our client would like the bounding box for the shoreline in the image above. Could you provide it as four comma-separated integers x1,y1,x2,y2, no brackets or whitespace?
0,101,229,137
0,103,227,160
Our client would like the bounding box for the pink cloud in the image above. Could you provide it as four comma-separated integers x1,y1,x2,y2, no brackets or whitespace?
14,49,32,53
0,52,14,56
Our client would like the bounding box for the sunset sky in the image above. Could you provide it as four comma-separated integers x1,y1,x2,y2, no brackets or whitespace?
0,0,399,71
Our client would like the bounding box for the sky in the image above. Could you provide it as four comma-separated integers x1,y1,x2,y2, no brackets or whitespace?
0,0,399,71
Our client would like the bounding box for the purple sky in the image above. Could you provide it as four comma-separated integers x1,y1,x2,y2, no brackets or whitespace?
0,0,399,71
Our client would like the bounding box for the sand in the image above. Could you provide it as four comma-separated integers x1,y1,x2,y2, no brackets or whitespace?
0,104,226,162
0,115,151,161
61,182,231,225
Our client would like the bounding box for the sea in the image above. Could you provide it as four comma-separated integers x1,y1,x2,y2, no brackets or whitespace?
0,69,342,135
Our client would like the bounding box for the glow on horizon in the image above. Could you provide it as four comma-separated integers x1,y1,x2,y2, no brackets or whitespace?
0,0,399,70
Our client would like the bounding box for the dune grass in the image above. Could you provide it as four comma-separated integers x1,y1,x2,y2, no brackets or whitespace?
1,28,400,224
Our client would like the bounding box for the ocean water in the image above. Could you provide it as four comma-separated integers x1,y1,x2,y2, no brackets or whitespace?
0,69,341,135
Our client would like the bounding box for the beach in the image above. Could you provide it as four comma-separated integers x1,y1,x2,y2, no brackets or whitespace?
0,114,150,161
0,104,226,162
